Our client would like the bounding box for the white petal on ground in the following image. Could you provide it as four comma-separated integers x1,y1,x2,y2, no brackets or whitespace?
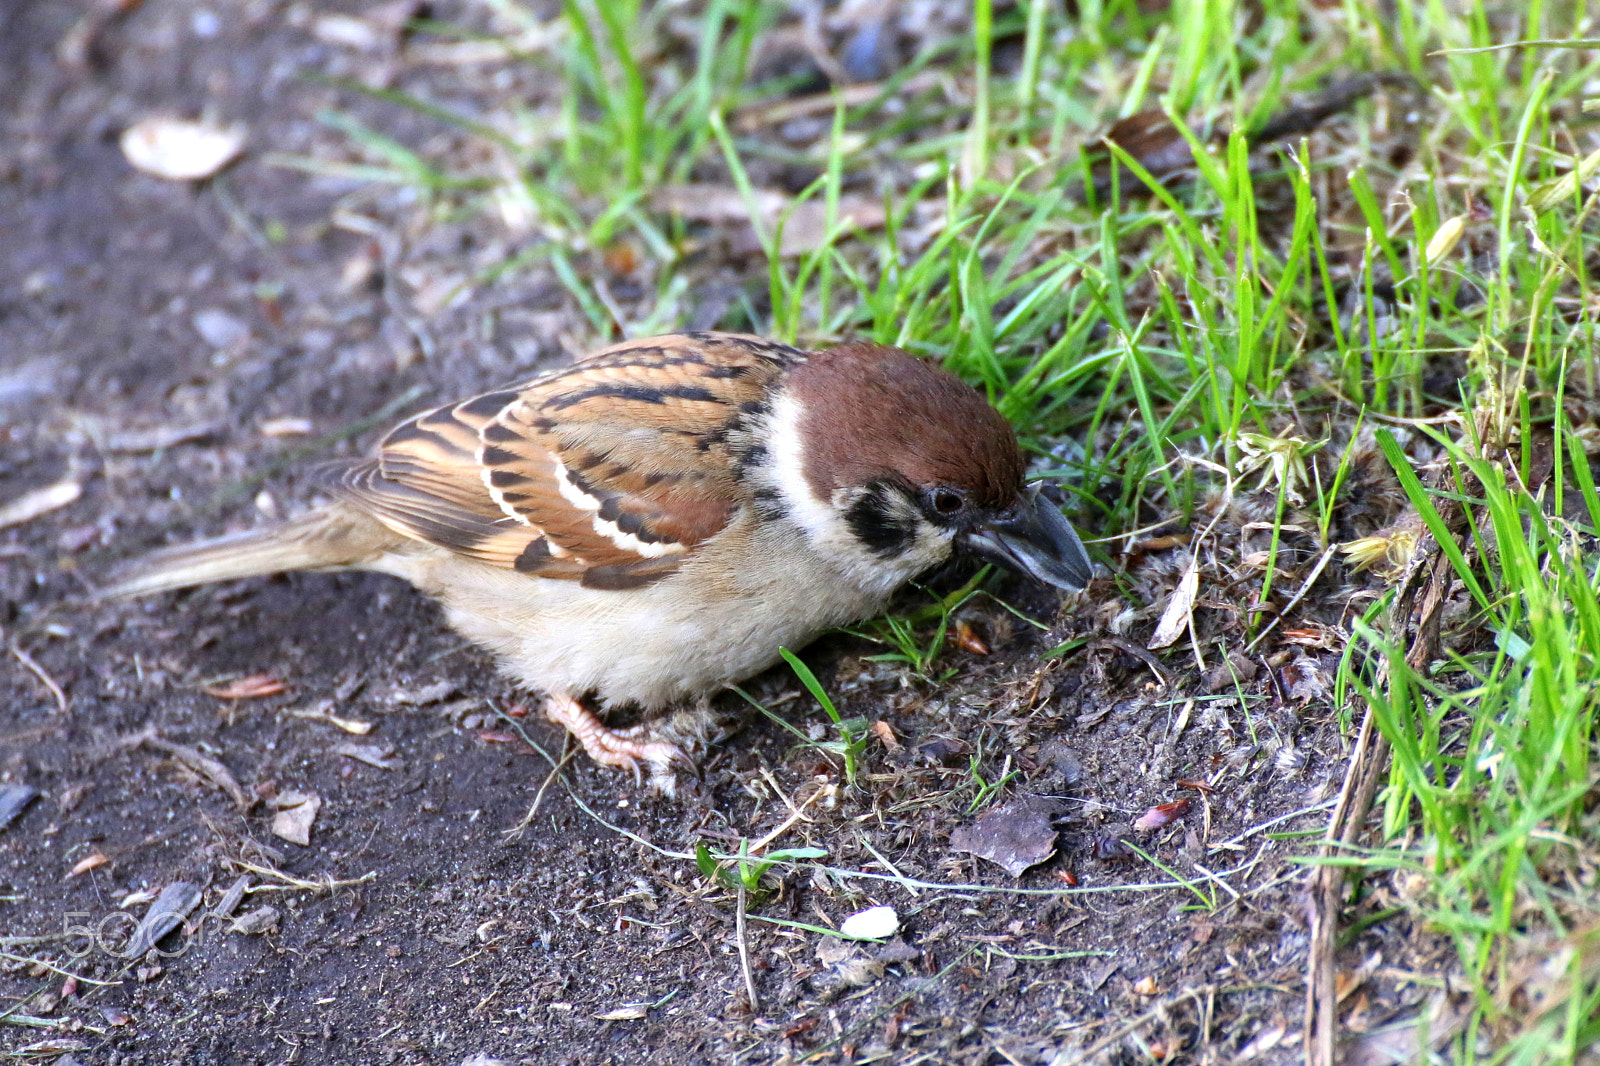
120,117,244,181
840,905,899,940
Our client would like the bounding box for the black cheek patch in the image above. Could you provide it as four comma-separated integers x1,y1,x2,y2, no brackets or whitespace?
844,486,916,558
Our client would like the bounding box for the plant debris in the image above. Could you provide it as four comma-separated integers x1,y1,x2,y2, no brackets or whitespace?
119,116,244,180
269,791,321,846
949,795,1066,877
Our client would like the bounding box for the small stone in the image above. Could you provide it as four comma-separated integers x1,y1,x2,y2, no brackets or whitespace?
193,308,250,349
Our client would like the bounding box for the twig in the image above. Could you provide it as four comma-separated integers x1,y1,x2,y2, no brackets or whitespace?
1053,984,1214,1064
228,859,376,893
0,951,118,987
121,727,249,810
504,746,576,841
1246,542,1338,653
9,640,68,713
748,779,832,854
1303,702,1390,1066
735,884,759,1012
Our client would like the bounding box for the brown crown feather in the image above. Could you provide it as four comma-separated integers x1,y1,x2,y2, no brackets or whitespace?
788,342,1025,508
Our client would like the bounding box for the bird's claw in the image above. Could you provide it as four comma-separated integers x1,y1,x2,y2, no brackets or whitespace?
542,693,692,793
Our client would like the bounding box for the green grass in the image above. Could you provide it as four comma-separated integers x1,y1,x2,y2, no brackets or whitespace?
305,0,1600,1059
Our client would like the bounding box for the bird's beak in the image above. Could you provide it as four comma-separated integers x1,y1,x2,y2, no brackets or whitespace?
961,486,1092,591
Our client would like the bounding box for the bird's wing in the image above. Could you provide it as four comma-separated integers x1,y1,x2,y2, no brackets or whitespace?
325,332,803,589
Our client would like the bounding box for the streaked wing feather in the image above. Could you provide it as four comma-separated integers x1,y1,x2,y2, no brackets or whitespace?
324,333,801,586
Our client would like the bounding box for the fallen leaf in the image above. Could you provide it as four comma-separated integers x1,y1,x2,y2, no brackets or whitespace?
385,679,458,706
651,183,886,256
594,1004,649,1021
120,117,244,181
229,905,280,936
775,197,886,256
653,182,788,224
333,742,401,771
953,620,990,655
270,791,321,846
1148,561,1199,649
204,674,286,699
311,13,383,49
211,876,250,920
0,784,39,831
258,416,314,437
1133,798,1192,831
1084,110,1196,196
129,731,249,809
104,422,223,453
949,795,1064,877
1281,627,1333,648
67,852,110,879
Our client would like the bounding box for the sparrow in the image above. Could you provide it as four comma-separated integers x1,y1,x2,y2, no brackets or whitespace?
104,332,1092,783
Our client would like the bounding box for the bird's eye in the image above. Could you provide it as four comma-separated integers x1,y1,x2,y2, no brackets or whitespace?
930,488,965,516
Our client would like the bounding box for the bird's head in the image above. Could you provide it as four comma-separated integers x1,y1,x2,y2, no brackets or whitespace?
761,342,1092,595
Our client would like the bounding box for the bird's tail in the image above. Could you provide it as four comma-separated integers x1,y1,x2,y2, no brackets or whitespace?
99,507,395,599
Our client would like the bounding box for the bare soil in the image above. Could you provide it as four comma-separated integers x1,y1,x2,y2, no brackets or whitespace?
2,3,1360,1063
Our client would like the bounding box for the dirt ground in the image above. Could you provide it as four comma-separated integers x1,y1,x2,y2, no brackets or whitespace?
1,3,1366,1063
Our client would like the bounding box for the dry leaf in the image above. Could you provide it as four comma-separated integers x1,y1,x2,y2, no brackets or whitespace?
1133,798,1192,831
0,784,39,831
333,742,401,770
593,1004,649,1021
270,791,321,846
104,422,222,453
126,882,202,957
775,197,886,256
120,117,244,181
229,905,281,936
204,674,286,699
291,707,373,734
953,620,990,655
950,795,1064,877
67,852,110,878
1148,561,1199,649
129,730,249,809
652,184,886,256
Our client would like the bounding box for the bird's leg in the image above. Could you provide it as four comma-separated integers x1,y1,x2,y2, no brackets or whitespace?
541,692,689,784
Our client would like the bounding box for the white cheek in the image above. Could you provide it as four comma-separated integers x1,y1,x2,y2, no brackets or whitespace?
766,392,846,547
764,392,957,592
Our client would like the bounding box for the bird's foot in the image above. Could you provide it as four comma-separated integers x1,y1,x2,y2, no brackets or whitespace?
542,693,692,792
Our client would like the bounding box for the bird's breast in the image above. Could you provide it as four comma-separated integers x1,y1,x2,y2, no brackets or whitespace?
381,512,897,709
